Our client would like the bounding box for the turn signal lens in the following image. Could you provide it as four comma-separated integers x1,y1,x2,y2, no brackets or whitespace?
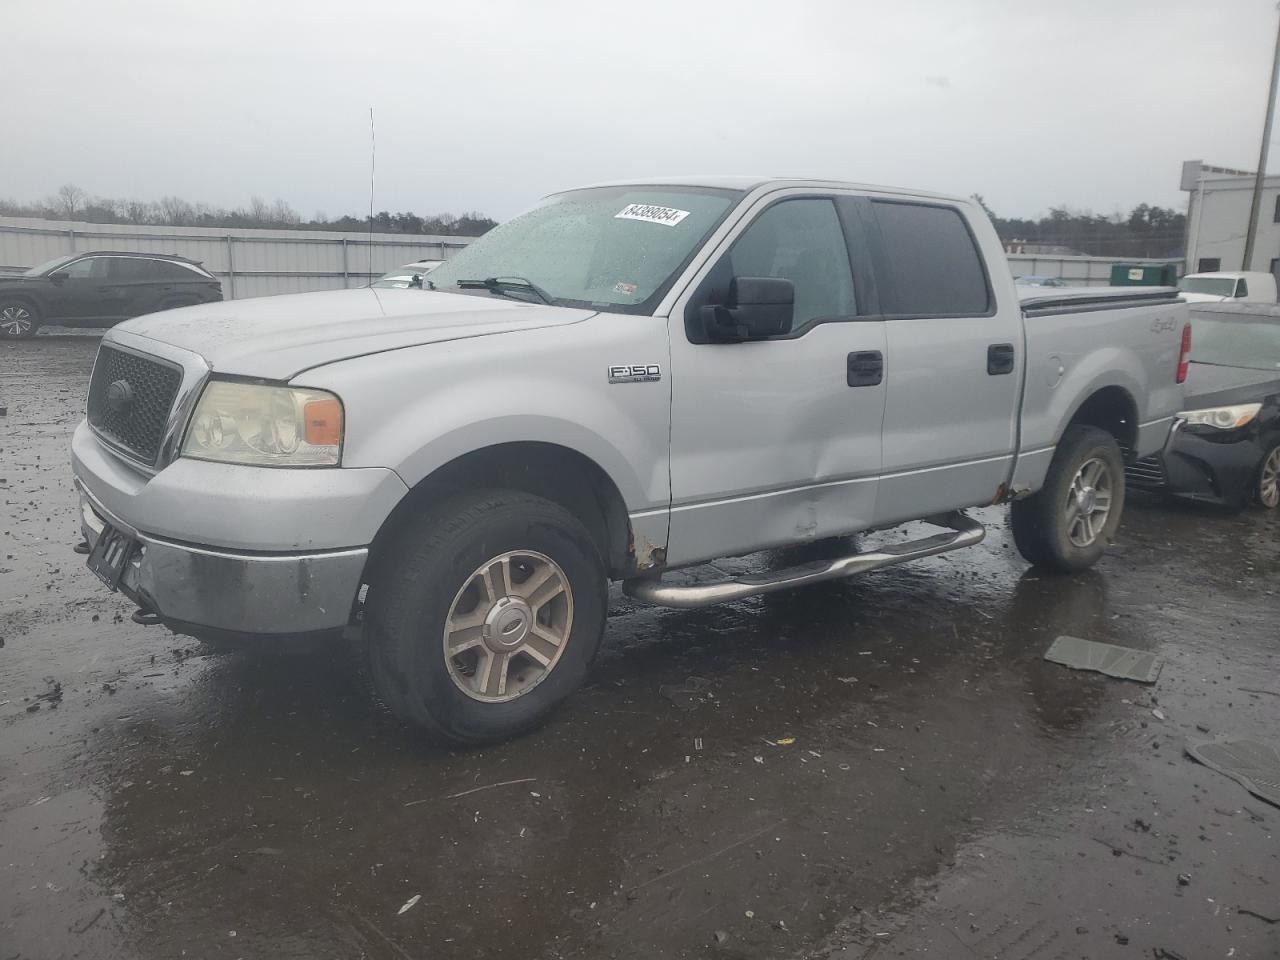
304,397,343,446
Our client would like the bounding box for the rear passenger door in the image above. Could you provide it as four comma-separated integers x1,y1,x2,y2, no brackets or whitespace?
106,257,168,318
856,197,1023,526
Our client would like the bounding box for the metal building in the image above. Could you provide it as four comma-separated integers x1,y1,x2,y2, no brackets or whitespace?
1182,159,1280,277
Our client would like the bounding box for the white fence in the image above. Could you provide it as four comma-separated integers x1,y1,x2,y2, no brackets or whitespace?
1,215,1180,297
1006,253,1181,287
0,216,474,299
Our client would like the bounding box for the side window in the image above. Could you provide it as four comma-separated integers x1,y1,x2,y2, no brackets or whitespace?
61,257,107,280
152,260,197,280
724,198,856,333
871,201,991,316
108,258,154,281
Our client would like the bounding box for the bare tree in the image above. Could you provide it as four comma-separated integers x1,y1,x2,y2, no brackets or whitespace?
270,198,300,226
120,198,154,223
156,195,195,225
248,196,271,223
53,183,87,219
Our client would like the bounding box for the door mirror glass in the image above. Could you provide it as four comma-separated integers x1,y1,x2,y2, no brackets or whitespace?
701,276,795,341
47,271,68,283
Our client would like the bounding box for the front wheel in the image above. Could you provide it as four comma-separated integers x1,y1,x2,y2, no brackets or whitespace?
0,300,39,338
364,489,608,746
1256,442,1280,509
1010,425,1125,573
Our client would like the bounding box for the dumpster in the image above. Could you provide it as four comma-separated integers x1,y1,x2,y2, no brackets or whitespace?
1110,263,1179,286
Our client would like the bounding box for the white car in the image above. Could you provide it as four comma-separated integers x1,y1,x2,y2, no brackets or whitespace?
371,259,444,289
1178,270,1277,304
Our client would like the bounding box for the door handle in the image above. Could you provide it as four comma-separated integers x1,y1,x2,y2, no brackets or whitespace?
987,343,1015,375
847,350,883,387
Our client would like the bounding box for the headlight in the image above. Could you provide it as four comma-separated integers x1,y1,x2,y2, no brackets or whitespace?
1176,402,1261,430
181,381,343,466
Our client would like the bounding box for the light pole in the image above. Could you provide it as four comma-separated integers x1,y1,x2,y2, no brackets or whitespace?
1242,6,1280,271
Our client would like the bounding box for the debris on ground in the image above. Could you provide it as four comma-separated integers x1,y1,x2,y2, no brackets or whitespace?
1184,738,1280,808
1043,635,1163,683
397,894,421,915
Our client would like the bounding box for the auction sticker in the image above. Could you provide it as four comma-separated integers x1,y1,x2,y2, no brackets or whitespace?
615,203,690,227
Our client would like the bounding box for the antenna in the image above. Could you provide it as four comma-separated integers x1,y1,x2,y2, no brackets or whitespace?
367,107,376,284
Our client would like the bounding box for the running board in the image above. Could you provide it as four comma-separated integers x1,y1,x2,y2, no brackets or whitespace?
623,512,985,609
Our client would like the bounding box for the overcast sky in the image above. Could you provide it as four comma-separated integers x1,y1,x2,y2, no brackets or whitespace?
6,0,1278,221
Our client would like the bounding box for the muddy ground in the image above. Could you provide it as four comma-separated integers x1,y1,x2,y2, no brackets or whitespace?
2,332,1278,960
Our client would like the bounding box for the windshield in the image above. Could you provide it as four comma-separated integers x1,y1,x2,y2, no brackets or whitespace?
1189,314,1280,371
423,185,740,313
23,254,76,277
1179,277,1236,297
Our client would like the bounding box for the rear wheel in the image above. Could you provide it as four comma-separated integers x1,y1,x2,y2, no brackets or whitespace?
1256,442,1280,509
0,300,39,338
1010,425,1125,573
365,489,607,746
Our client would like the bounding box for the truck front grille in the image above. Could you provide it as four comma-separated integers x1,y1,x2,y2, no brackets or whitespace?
87,345,183,466
1125,455,1167,488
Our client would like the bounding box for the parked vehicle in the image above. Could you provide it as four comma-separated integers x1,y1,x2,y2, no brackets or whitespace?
1128,302,1280,508
1014,275,1069,287
371,259,444,289
71,177,1188,744
1177,270,1278,304
0,251,222,339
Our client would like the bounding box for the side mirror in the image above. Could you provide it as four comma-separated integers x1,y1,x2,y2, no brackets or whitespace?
700,276,795,342
47,271,68,284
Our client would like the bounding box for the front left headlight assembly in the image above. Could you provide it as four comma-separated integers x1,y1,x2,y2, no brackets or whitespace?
181,380,344,467
1176,402,1262,431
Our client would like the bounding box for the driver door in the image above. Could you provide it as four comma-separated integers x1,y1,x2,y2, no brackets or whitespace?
664,192,886,566
48,255,111,322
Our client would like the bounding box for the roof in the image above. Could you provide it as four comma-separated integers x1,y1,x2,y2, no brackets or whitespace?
1188,302,1280,321
559,176,968,204
74,250,202,263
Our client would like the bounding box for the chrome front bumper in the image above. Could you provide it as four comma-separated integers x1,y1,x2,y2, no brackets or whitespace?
78,484,368,638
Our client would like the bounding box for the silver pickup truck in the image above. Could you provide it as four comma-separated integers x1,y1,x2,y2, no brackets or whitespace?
72,177,1189,743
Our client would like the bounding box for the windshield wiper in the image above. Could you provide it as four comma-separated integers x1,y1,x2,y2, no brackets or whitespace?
456,276,555,305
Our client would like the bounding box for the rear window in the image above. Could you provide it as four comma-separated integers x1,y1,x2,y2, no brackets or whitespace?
871,201,991,316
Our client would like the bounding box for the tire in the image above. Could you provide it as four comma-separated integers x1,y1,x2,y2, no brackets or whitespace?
1010,425,1125,573
0,299,40,339
1256,442,1280,509
364,489,608,746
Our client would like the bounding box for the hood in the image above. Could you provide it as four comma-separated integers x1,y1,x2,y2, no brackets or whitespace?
113,287,596,379
1183,362,1280,409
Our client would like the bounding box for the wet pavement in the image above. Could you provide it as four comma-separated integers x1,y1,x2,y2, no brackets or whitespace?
2,332,1278,960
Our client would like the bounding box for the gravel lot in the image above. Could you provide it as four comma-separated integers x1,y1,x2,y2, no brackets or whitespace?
2,332,1278,960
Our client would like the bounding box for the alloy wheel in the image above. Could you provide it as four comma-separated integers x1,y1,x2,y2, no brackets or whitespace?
1064,457,1113,547
0,305,34,337
1260,447,1280,509
442,550,573,702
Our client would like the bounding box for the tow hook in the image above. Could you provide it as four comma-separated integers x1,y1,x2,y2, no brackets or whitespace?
131,608,163,626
